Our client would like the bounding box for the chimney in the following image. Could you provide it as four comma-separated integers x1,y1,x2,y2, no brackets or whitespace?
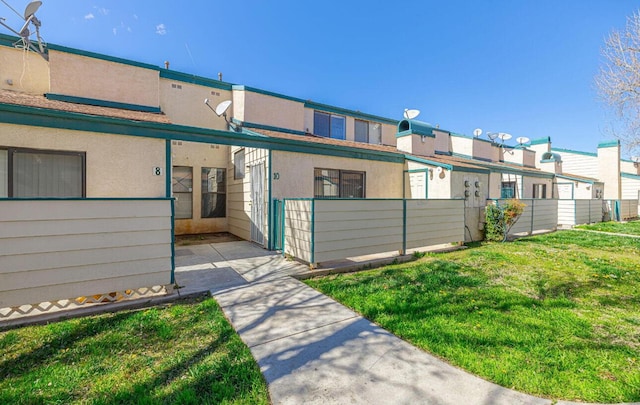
218,72,223,81
164,61,170,69
396,119,435,156
598,140,621,200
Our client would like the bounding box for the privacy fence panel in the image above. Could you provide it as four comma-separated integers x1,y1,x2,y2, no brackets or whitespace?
405,199,464,249
495,199,558,237
0,199,173,309
313,199,404,263
283,199,313,264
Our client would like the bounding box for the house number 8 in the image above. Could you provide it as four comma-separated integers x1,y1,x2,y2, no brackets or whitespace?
273,172,280,180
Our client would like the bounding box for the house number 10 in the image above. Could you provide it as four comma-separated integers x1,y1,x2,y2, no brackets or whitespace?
273,172,280,180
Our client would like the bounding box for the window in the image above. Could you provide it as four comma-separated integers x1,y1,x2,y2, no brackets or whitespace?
201,167,226,218
314,168,365,198
0,147,85,198
532,183,547,199
314,111,345,140
354,119,382,144
234,149,245,180
500,181,516,199
172,166,193,219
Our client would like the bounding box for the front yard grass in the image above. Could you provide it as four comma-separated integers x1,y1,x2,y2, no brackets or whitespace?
0,295,269,405
577,219,640,236
305,230,640,403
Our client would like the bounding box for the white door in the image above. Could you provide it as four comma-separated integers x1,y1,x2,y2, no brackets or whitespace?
250,163,265,245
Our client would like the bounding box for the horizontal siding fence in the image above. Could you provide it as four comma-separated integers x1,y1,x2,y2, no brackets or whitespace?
281,198,465,266
557,199,603,226
603,199,640,221
494,199,558,237
0,198,173,319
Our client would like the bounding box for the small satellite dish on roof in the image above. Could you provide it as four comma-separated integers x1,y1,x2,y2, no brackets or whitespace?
631,156,640,163
473,128,482,137
214,100,232,117
516,136,530,145
403,109,420,120
498,133,512,142
0,0,47,60
487,132,499,141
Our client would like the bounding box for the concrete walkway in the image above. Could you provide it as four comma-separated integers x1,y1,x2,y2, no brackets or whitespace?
175,242,636,405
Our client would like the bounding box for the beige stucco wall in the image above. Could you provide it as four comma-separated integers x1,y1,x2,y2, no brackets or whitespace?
622,177,640,200
522,176,553,199
451,137,473,157
233,89,305,131
271,151,403,199
172,140,230,235
0,46,49,94
49,50,159,107
598,145,621,200
396,134,435,157
2,123,165,197
434,130,451,154
160,79,230,128
472,139,499,161
381,124,397,146
621,160,640,175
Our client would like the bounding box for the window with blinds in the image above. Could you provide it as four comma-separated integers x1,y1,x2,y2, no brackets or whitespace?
314,168,365,198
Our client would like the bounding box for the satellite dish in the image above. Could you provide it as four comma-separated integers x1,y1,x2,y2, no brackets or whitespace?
403,109,420,120
473,128,482,137
214,100,232,117
631,156,640,163
487,132,499,141
24,1,42,19
516,136,530,145
498,132,512,142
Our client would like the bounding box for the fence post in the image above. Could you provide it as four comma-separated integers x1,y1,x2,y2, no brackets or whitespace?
281,199,286,257
310,199,315,266
401,199,407,255
529,199,535,235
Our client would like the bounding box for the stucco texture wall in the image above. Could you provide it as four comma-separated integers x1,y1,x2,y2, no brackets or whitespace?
0,46,49,94
160,79,231,129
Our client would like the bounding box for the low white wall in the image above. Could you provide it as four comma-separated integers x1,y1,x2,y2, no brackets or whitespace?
0,199,173,309
283,199,313,263
558,200,603,226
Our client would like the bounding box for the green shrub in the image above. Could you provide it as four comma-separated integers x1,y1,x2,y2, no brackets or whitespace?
485,199,526,242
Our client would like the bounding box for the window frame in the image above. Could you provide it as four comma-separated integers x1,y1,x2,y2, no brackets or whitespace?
234,149,245,180
1,146,86,198
313,111,346,140
532,183,547,199
172,165,193,219
500,181,517,199
314,168,366,199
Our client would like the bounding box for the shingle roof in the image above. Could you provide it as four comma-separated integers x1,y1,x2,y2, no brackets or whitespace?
0,90,171,124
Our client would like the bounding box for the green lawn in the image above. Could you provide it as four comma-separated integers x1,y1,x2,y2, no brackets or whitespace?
305,230,640,403
577,219,640,236
0,296,269,405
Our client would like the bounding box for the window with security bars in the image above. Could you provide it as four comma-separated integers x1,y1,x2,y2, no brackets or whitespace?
201,167,226,218
172,166,193,219
0,147,85,198
500,181,517,199
532,183,547,199
314,168,365,198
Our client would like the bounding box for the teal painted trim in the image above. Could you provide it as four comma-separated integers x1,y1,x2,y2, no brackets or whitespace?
396,130,413,138
555,174,596,184
161,70,233,90
47,43,159,71
622,172,640,180
597,140,620,148
281,199,287,257
404,155,453,170
45,93,161,113
165,139,175,285
402,199,407,254
530,199,535,234
407,168,430,173
555,182,575,199
267,149,273,250
310,199,315,264
551,147,597,157
397,119,436,137
0,197,172,201
539,159,554,163
1,103,405,164
305,100,398,126
450,151,494,163
530,137,551,145
234,119,307,136
0,33,18,47
232,85,306,103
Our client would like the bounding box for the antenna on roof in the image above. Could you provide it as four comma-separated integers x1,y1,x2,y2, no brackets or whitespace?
473,128,482,137
631,156,640,164
403,108,420,120
0,1,47,60
516,136,530,147
204,98,234,128
487,132,499,142
497,132,512,144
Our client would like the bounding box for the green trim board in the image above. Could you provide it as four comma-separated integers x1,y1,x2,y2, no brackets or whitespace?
47,42,159,71
555,174,597,184
597,140,620,148
0,102,405,164
0,197,172,201
232,85,306,103
267,149,273,250
551,147,597,157
305,100,398,126
397,120,436,137
530,137,551,145
165,140,175,283
45,93,162,113
160,70,233,90
621,172,640,180
404,155,454,170
450,132,494,144
233,119,307,135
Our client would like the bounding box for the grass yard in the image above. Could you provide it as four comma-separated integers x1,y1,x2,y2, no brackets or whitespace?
0,296,269,405
305,230,640,403
577,219,640,236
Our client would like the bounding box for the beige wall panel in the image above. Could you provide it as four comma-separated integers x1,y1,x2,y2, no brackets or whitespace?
598,146,621,200
49,50,159,107
315,243,401,263
160,79,231,128
314,217,400,232
0,217,169,238
556,151,598,179
241,91,305,131
315,226,402,243
271,151,403,199
488,172,502,199
2,123,166,197
572,200,602,224
473,139,499,161
620,199,639,219
621,161,640,175
434,130,451,154
0,46,50,94
451,137,473,156
381,124,396,146
0,199,169,221
426,169,452,199
284,200,312,262
405,200,464,247
315,234,402,255
622,177,640,199
315,199,401,212
1,244,169,274
557,200,576,225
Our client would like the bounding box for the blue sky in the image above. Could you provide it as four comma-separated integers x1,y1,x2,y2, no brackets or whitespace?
1,0,639,155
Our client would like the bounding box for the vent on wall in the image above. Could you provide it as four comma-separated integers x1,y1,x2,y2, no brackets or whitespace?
171,83,182,90
172,141,183,146
211,91,220,96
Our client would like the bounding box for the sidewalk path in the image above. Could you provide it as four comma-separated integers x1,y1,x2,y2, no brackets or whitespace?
175,242,637,405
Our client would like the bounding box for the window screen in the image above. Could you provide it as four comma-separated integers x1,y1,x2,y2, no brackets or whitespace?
501,181,516,199
12,149,84,197
314,111,345,139
355,119,368,143
173,166,193,219
202,167,226,218
314,168,365,198
234,149,245,180
0,150,7,197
